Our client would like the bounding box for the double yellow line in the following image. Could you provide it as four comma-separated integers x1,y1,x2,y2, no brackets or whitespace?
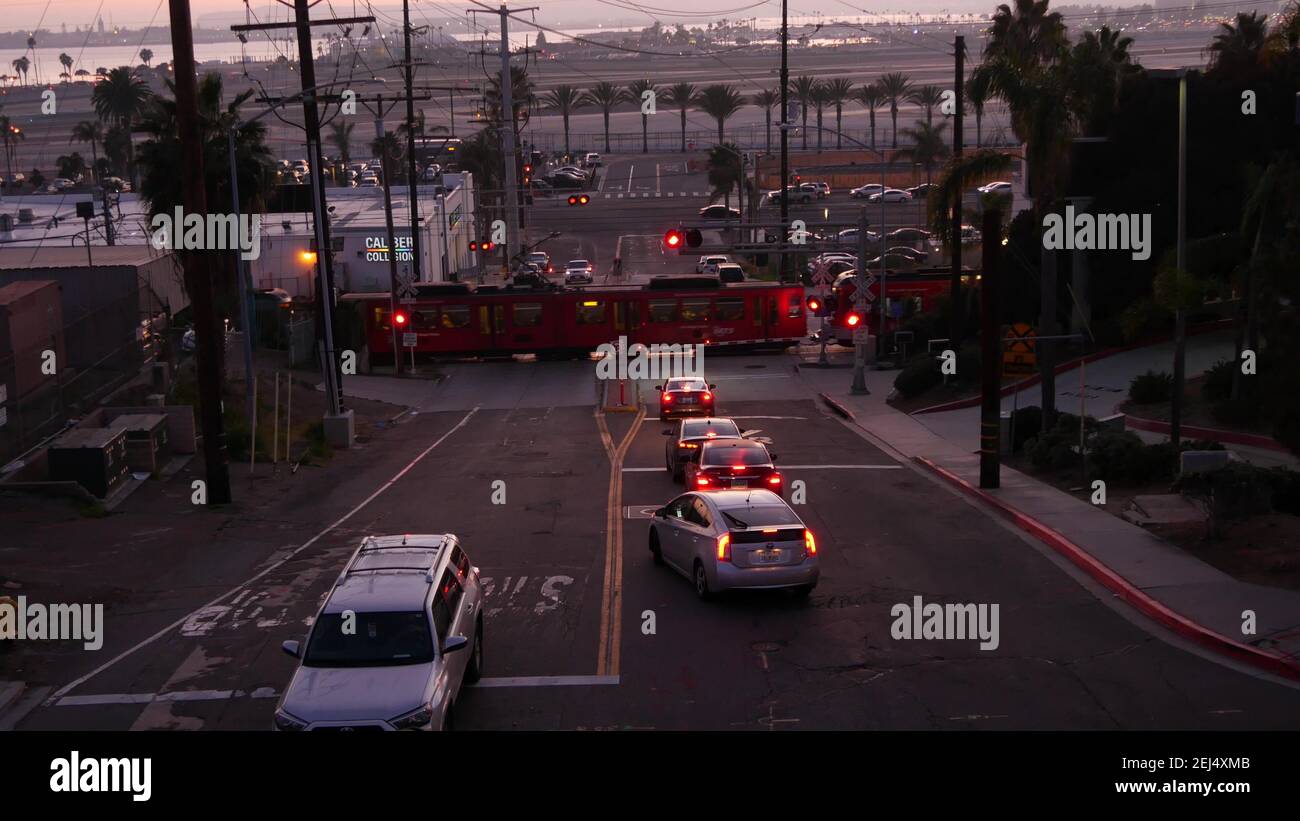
595,395,645,678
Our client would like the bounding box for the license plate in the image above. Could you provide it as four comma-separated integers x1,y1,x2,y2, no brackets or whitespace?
754,549,781,564
678,396,696,405
731,479,748,488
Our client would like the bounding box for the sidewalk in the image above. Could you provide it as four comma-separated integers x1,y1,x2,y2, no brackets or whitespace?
794,353,1300,681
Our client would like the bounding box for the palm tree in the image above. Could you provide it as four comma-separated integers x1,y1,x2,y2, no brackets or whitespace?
791,75,818,149
927,148,1016,245
582,81,621,153
58,53,73,83
752,87,779,153
877,72,914,149
706,141,745,210
92,67,154,189
0,115,24,185
26,35,37,84
70,120,104,183
965,72,991,147
897,120,950,184
694,84,747,145
140,48,154,68
1206,10,1271,78
1067,25,1135,136
329,120,355,174
625,79,658,153
11,57,29,85
665,82,699,153
810,82,830,151
485,64,535,129
540,85,585,158
908,84,945,127
56,152,86,181
822,78,854,149
855,83,884,150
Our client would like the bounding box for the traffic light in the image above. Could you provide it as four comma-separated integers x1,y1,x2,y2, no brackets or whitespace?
481,241,495,252
393,309,409,327
684,228,703,248
664,229,683,249
468,240,478,252
567,193,590,206
845,311,862,328
522,163,532,186
805,293,837,317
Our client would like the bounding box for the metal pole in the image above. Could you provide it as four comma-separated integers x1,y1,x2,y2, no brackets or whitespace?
1170,72,1187,447
950,34,964,345
249,374,257,474
778,0,789,282
498,5,521,265
272,371,280,470
851,208,870,394
228,129,257,428
979,207,1002,488
379,141,404,374
402,0,424,283
285,370,292,462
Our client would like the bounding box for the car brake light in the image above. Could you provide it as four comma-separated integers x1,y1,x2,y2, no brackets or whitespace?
768,473,782,485
717,533,731,561
702,392,712,401
732,464,745,472
662,393,673,403
681,442,699,449
696,475,710,486
805,530,817,556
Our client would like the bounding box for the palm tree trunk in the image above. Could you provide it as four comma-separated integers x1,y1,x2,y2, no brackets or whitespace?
816,109,823,151
835,106,843,149
975,111,982,148
680,109,686,152
891,107,898,148
641,113,648,153
869,111,876,150
563,112,570,158
716,118,724,146
603,111,611,153
90,142,99,184
764,109,771,153
801,107,808,150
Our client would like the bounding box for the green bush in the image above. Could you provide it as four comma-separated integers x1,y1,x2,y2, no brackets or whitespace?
1211,398,1260,427
1182,439,1225,452
1174,461,1274,522
1128,370,1173,404
1026,434,1081,470
1201,359,1235,402
893,356,942,399
1087,431,1179,484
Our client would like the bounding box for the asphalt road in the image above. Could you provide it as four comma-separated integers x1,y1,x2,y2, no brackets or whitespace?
16,353,1300,730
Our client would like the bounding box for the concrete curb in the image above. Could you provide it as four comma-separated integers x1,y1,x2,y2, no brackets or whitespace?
912,319,1236,416
819,392,856,421
1124,412,1290,454
913,456,1300,683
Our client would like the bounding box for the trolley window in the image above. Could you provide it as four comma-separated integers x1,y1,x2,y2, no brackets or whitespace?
440,304,471,328
716,297,745,321
512,303,543,327
648,300,677,323
576,300,607,325
680,298,711,322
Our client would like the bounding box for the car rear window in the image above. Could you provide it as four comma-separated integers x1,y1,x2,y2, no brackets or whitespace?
304,611,433,667
682,420,740,438
728,505,802,527
702,444,769,466
666,378,707,391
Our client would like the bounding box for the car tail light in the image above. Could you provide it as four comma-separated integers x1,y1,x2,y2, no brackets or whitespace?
662,393,673,403
696,475,711,487
805,530,817,556
716,533,731,562
702,392,712,401
767,473,782,486
681,442,699,449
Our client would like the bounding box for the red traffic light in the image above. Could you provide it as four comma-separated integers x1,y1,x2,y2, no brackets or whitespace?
468,240,479,251
845,312,862,327
523,164,533,175
664,229,683,249
481,241,494,252
806,295,822,312
394,311,408,326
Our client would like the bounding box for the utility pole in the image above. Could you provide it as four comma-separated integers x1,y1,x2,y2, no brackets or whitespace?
950,35,964,345
169,0,231,504
1170,70,1188,447
979,207,1002,489
778,0,790,283
402,0,424,284
378,135,405,374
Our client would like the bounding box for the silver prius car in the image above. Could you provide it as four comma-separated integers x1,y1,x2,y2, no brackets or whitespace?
648,490,819,600
274,534,484,731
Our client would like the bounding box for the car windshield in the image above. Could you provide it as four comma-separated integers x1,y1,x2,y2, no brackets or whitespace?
304,611,433,667
666,378,707,391
702,444,769,466
682,420,740,438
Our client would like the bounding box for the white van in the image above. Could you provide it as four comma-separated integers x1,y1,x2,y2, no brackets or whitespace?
583,152,602,168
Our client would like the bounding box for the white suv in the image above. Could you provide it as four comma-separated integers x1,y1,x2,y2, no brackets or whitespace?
274,534,484,731
583,152,602,168
696,254,730,274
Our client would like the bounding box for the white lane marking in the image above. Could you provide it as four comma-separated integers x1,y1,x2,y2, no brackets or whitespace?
623,464,901,472
627,164,634,191
706,374,793,380
470,675,620,688
55,689,280,707
643,415,808,422
656,163,661,194
45,406,483,705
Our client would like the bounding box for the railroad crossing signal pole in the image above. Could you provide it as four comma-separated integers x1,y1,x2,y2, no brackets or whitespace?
850,208,872,395
979,207,1002,489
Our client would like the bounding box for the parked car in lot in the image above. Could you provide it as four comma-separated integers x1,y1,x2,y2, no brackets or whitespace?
583,152,603,168
274,534,484,731
698,204,741,222
648,489,819,600
548,171,586,189
885,246,928,262
977,181,1013,195
554,165,588,179
663,417,744,481
563,259,594,284
906,183,938,198
863,252,922,270
835,228,881,246
886,227,935,245
716,263,745,283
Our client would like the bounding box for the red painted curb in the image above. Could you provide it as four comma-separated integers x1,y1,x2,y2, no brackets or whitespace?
1124,413,1290,454
912,318,1236,416
819,392,856,421
914,456,1300,683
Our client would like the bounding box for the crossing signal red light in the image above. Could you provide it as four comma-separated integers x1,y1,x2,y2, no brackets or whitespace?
684,228,703,248
481,241,494,252
468,240,479,251
568,194,590,206
845,312,862,327
806,295,822,312
664,229,683,249
394,310,408,326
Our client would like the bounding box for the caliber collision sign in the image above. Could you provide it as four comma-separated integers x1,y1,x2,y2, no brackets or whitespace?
403,333,418,348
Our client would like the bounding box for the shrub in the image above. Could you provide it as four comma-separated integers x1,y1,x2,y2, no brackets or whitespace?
893,356,942,399
1027,434,1081,470
1120,297,1171,342
1128,370,1173,404
1174,462,1274,535
1201,359,1235,402
1088,432,1179,484
1010,406,1042,452
1182,439,1225,452
1273,408,1300,459
1211,398,1260,428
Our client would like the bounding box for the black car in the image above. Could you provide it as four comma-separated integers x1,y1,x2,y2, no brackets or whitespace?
684,438,783,496
663,417,743,481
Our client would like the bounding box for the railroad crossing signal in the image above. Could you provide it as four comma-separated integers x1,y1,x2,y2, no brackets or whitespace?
567,193,590,206
395,269,418,303
664,229,683,249
1003,322,1037,374
852,273,878,307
